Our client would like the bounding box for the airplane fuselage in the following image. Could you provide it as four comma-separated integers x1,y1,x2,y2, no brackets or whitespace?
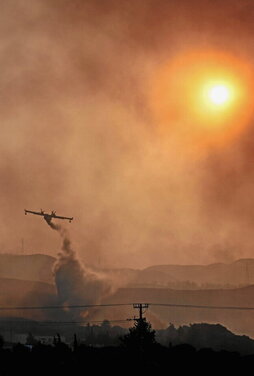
24,209,73,223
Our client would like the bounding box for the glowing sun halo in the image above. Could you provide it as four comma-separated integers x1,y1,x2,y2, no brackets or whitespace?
151,50,254,146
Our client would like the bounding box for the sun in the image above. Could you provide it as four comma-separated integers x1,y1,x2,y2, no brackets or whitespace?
150,49,254,146
208,85,230,105
201,81,234,111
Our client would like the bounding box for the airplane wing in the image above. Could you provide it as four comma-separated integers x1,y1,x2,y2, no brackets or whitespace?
25,209,73,222
54,215,74,221
24,209,44,216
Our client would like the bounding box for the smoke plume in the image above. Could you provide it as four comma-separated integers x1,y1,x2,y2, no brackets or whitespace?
45,218,112,315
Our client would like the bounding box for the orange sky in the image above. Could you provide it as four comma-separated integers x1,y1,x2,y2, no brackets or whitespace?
151,50,254,147
1,0,254,268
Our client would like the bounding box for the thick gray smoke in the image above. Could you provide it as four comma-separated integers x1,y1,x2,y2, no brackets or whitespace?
1,0,254,268
44,218,112,315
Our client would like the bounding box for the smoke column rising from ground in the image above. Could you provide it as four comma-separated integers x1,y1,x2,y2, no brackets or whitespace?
44,218,112,316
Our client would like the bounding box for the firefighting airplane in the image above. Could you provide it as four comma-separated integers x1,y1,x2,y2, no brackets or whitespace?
24,209,73,223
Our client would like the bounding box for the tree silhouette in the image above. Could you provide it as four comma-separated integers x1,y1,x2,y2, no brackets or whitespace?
73,333,78,352
120,319,156,351
26,332,37,346
0,334,3,349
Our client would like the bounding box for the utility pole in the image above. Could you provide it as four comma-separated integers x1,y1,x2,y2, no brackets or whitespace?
132,303,149,322
125,304,154,355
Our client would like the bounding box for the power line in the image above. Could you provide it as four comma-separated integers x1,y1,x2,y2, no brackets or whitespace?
0,319,130,325
1,301,254,311
0,303,132,311
150,303,254,310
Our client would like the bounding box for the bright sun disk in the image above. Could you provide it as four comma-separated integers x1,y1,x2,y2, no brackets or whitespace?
208,85,230,105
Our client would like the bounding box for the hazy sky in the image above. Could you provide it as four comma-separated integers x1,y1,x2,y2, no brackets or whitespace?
1,0,254,268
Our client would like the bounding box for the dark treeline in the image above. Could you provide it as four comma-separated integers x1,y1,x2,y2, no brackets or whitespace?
156,323,254,355
2,319,254,355
0,319,127,347
0,335,252,374
0,319,254,374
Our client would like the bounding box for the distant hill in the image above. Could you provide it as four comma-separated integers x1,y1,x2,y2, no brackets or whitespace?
130,258,254,289
2,278,254,337
2,253,254,289
0,277,56,303
156,323,254,355
0,254,55,284
96,285,254,337
1,270,254,336
2,253,254,336
0,277,57,320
